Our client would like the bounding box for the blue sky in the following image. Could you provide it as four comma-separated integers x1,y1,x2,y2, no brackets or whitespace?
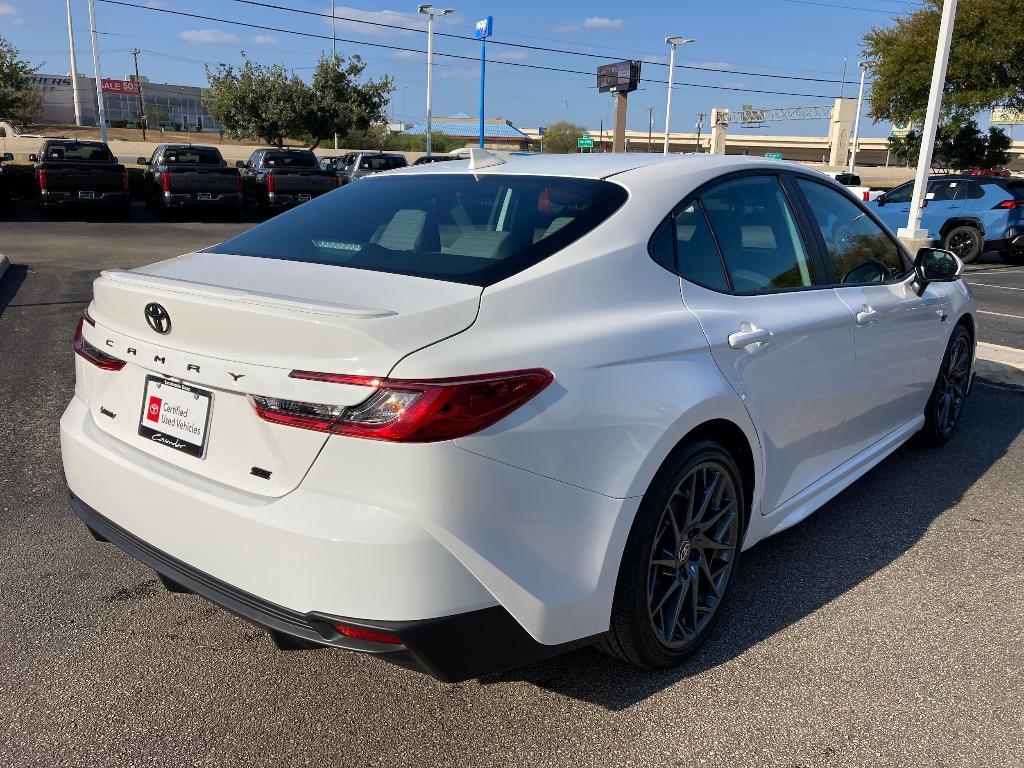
3,0,920,137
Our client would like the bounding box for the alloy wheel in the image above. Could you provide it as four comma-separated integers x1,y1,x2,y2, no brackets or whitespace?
945,231,978,261
936,332,971,435
646,461,740,649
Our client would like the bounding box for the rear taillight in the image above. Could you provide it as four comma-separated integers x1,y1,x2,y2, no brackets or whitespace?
122,169,129,192
266,173,275,194
236,173,243,193
73,310,125,371
161,171,170,192
330,622,403,645
863,190,870,201
994,199,1022,210
38,169,47,193
250,369,553,443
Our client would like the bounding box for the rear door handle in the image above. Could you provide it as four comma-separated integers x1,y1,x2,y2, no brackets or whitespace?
855,305,879,325
728,324,772,350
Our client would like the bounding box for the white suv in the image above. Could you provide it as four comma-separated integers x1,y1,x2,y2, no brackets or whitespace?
61,153,975,681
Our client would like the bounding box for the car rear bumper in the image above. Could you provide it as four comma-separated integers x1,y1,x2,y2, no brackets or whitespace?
164,191,241,207
266,191,327,208
41,190,128,207
69,492,590,682
60,395,617,676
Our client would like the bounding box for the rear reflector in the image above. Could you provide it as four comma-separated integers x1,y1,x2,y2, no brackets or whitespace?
250,369,554,443
161,171,170,192
73,310,126,371
38,169,47,193
267,173,275,194
236,173,243,193
330,622,403,645
122,169,130,192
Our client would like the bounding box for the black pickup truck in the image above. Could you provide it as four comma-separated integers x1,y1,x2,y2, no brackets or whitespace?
237,148,338,215
29,140,129,217
139,144,242,219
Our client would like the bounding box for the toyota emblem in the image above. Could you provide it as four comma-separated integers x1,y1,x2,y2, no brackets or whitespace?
144,303,172,334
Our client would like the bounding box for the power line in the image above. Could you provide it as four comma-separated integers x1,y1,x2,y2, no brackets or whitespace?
781,0,921,12
226,0,857,86
96,0,847,100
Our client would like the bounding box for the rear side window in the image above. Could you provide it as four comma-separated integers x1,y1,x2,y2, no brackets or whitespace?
700,176,815,292
207,174,628,287
674,203,730,292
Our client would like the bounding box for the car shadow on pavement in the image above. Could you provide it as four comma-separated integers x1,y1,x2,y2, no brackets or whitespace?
0,263,28,320
483,384,1024,710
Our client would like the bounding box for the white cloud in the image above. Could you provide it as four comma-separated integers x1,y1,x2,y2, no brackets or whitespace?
324,5,423,36
0,3,18,14
180,29,240,45
692,60,735,72
582,17,624,29
389,49,423,61
491,50,528,62
253,34,278,45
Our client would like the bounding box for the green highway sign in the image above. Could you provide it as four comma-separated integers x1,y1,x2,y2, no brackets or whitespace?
578,136,594,148
764,152,783,160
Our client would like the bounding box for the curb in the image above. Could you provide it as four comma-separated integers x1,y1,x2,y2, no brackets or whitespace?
975,342,1024,388
0,253,9,282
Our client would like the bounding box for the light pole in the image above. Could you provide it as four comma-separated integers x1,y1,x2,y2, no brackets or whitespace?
86,0,107,143
130,48,146,140
418,4,454,157
663,36,694,155
65,0,83,126
848,61,869,173
898,0,958,245
332,0,338,150
474,16,493,149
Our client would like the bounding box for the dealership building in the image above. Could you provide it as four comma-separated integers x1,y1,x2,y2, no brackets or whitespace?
30,74,222,132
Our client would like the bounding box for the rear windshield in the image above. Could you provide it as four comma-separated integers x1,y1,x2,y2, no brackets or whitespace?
264,151,317,168
163,147,223,165
43,142,114,162
207,174,629,286
360,156,407,171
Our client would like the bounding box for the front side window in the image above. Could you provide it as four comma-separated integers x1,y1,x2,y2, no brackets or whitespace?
700,175,815,292
883,182,913,204
207,174,628,287
796,178,908,285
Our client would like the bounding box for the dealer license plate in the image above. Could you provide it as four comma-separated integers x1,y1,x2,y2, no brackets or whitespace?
138,376,213,459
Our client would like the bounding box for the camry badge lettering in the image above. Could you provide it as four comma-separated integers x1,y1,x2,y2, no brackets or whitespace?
228,372,245,382
144,303,172,334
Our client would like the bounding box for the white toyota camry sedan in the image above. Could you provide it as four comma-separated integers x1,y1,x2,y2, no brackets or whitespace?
61,152,976,681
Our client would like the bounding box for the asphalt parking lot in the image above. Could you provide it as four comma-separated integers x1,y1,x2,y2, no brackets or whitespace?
2,204,1023,767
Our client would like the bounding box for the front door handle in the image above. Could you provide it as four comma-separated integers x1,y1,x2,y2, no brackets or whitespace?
728,324,772,350
856,305,879,325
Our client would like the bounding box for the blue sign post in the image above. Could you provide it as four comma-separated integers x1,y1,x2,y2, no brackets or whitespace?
475,16,493,149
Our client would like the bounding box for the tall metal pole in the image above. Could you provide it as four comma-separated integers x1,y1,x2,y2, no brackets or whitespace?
647,106,654,152
662,42,676,155
839,56,848,101
479,37,485,148
130,48,146,140
332,0,338,150
899,0,958,242
848,62,867,173
695,112,704,153
86,0,107,143
424,13,435,156
66,0,83,126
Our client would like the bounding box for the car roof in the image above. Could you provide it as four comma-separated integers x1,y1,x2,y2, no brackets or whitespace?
163,144,218,151
373,152,826,183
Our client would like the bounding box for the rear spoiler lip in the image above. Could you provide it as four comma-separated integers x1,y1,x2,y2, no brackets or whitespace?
100,266,399,320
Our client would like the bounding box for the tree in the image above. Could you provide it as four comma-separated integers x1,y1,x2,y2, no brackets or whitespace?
541,121,587,154
0,36,39,118
144,104,169,128
863,0,1024,124
205,52,393,149
300,54,393,149
9,85,42,128
886,120,1012,171
205,55,311,147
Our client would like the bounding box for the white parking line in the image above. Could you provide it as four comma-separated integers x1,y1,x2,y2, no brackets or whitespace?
978,310,1024,321
966,281,1024,292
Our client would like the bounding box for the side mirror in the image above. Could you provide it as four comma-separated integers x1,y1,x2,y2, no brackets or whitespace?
235,160,245,168
913,247,962,294
0,152,12,162
136,156,149,165
28,153,38,162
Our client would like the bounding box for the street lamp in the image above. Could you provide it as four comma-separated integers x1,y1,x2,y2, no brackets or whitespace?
663,36,694,155
418,4,455,157
848,60,870,173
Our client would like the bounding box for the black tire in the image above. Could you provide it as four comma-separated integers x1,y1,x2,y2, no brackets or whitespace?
919,323,972,446
600,439,746,668
942,225,983,264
